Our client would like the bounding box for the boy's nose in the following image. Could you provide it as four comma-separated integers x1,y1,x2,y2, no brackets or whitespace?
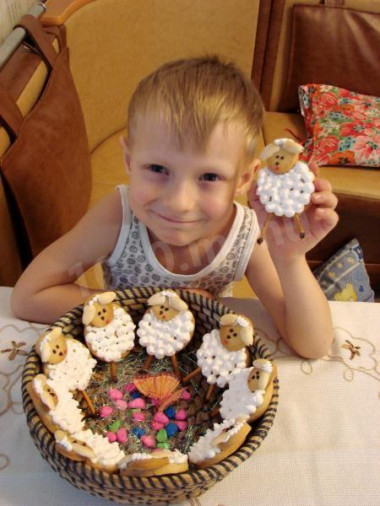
162,180,196,212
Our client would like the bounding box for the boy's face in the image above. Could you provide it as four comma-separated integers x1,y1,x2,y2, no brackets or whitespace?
123,116,258,249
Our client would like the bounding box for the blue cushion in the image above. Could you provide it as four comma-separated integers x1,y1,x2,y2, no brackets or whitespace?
313,239,375,302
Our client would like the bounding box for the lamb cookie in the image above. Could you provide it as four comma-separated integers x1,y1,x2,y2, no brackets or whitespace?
83,291,136,381
36,327,96,392
184,313,253,399
256,137,315,243
27,374,60,433
28,373,85,434
120,449,188,477
188,418,251,468
219,359,277,422
137,290,195,376
54,430,96,462
54,429,125,473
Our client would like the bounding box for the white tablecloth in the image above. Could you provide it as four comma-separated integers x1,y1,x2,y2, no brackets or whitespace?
0,287,379,506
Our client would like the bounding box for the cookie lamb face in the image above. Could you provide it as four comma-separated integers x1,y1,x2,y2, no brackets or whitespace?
195,313,253,388
137,291,195,359
83,292,136,362
35,327,68,365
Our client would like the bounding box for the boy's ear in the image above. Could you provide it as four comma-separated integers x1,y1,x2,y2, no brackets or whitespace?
235,159,261,196
120,136,131,174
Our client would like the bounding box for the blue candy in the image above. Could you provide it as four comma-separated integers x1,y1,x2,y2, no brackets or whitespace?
131,427,146,438
164,406,176,419
166,422,178,438
130,391,141,399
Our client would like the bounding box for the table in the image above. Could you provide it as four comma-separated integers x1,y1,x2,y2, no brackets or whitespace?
0,286,379,506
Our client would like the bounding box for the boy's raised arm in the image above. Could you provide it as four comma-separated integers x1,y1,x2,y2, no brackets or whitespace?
11,190,123,324
246,175,339,359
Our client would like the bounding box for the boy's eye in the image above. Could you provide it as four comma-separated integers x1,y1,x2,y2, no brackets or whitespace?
200,173,220,182
148,164,167,174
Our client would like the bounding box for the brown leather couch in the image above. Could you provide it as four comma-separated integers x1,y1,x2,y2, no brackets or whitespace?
252,0,380,289
1,0,379,293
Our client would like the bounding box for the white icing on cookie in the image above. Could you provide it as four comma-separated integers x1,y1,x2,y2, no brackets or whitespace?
257,161,314,217
137,311,194,359
120,449,187,469
196,329,248,387
188,419,246,463
85,307,136,362
47,380,85,433
45,339,97,391
69,429,125,469
219,367,265,421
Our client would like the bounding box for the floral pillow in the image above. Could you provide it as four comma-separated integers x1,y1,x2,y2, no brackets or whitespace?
299,84,380,167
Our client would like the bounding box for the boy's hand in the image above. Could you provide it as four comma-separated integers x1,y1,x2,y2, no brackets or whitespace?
248,160,339,261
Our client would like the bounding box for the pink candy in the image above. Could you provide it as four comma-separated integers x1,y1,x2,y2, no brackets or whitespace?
153,412,169,425
181,389,191,400
175,409,187,421
141,435,156,448
151,421,165,431
175,421,188,431
116,428,128,444
129,398,146,409
132,412,146,422
123,382,137,394
108,388,124,401
106,431,117,443
115,399,128,410
99,406,114,418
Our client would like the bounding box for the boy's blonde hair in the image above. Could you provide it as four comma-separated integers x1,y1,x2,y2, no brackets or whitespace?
127,56,264,162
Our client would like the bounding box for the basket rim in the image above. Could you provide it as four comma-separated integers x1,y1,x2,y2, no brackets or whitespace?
22,287,279,495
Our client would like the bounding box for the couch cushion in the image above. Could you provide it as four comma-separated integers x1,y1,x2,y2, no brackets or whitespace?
313,238,374,302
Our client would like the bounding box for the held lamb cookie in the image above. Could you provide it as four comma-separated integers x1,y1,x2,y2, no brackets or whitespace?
120,449,189,477
256,137,315,243
188,418,251,468
183,313,254,400
136,290,195,376
219,359,277,422
82,292,136,381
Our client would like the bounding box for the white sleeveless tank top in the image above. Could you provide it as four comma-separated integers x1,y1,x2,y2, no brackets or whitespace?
102,186,259,297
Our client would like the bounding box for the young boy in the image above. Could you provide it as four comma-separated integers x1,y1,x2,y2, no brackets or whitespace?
11,56,338,358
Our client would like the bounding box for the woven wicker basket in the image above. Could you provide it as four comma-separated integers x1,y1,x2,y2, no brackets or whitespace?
22,287,279,505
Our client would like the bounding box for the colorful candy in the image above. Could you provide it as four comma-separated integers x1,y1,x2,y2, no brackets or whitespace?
141,435,156,448
99,405,113,418
129,398,146,409
166,423,178,437
108,388,124,400
175,409,187,421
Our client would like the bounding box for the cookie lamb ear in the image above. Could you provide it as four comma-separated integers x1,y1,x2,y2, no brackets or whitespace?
169,296,188,312
147,293,166,306
82,305,96,325
259,143,279,161
220,314,237,326
240,326,254,346
97,291,116,305
35,333,51,362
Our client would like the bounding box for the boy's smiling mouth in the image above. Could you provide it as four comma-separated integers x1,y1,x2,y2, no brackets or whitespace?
153,212,201,225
